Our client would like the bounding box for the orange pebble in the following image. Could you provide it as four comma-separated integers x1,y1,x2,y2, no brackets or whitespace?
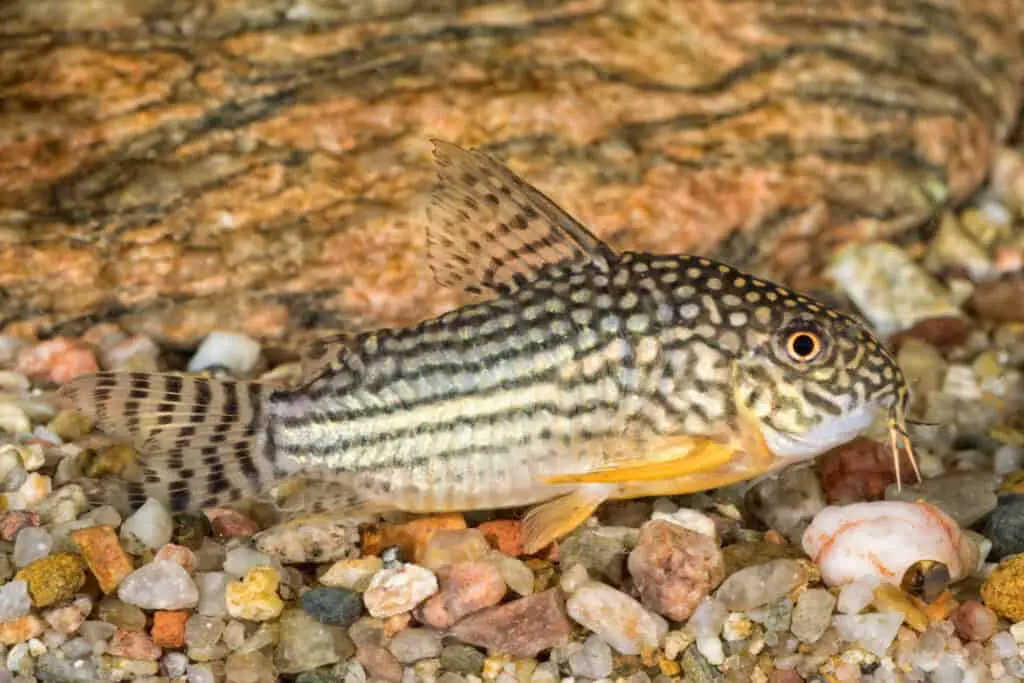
151,611,189,649
477,520,523,556
70,525,134,594
764,530,787,545
362,513,467,563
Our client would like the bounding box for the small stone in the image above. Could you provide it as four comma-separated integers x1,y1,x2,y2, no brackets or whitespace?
108,628,162,661
831,612,904,657
493,555,534,596
98,596,147,629
969,276,1024,322
70,524,134,593
477,520,524,556
254,515,361,564
226,566,286,622
388,628,442,664
559,527,634,585
148,610,187,649
10,471,52,508
837,578,878,615
102,334,160,372
0,404,30,436
14,552,85,607
417,560,506,628
117,560,200,610
981,554,1024,621
0,511,40,542
0,614,44,645
791,588,836,643
420,529,492,571
120,498,174,552
84,443,137,479
185,663,219,683
950,600,997,642
185,614,225,649
451,589,570,658
363,564,438,618
745,464,826,544
16,337,99,385
715,559,808,611
357,644,403,682
47,409,93,442
275,607,350,674
205,508,260,539
319,557,383,591
225,650,277,683
155,543,198,572
566,581,667,655
361,514,467,564
43,601,88,635
188,331,262,376
440,643,485,674
164,651,189,678
884,471,999,528
650,507,718,540
0,581,31,622
196,571,232,616
568,634,613,679
80,619,118,643
984,495,1024,561
223,546,275,577
627,519,725,621
301,586,362,626
172,511,213,550
819,438,916,504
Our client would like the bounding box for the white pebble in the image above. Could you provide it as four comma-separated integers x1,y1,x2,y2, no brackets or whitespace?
164,652,189,678
837,577,879,615
119,497,173,551
19,443,45,471
0,445,23,483
187,663,218,683
195,572,232,617
696,635,725,666
6,642,30,676
13,527,53,567
118,560,199,610
363,564,438,618
223,547,274,577
1010,621,1024,644
0,580,31,621
651,507,717,540
568,634,613,679
558,563,589,594
187,331,261,376
0,403,31,435
566,581,667,655
686,598,728,638
832,612,904,657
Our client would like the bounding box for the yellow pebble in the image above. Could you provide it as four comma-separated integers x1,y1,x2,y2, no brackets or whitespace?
14,554,86,607
225,566,285,622
982,554,1024,621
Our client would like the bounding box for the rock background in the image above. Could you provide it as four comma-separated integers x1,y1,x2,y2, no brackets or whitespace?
1,0,1022,353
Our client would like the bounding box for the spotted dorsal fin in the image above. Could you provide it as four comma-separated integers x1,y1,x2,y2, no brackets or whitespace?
425,140,615,296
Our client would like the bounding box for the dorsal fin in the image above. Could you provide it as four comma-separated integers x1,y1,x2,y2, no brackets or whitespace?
425,140,615,296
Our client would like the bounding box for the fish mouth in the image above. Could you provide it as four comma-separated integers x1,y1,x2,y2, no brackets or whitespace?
757,401,882,461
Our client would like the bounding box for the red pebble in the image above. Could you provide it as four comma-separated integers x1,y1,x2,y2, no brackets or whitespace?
154,544,197,573
107,628,162,661
16,338,99,385
204,508,259,539
0,511,40,542
819,438,917,504
951,600,997,642
477,520,523,557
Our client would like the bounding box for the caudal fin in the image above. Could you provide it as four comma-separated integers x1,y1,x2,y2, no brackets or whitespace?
57,372,282,513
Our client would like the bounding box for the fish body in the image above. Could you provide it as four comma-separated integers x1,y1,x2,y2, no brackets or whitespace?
59,140,915,551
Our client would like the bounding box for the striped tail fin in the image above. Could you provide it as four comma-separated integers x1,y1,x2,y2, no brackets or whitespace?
57,372,282,513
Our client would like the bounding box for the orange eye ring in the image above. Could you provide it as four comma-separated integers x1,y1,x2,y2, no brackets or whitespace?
786,330,821,361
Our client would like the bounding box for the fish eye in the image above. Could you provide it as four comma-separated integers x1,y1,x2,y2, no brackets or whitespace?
785,330,822,361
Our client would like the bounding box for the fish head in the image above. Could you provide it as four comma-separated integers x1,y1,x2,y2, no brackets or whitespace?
731,296,912,464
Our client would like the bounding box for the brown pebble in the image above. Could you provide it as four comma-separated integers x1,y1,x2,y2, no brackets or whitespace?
362,514,467,563
71,525,134,594
0,511,40,542
107,628,162,661
357,644,403,683
769,668,805,683
888,316,971,352
450,588,571,658
416,561,506,628
969,277,1024,323
151,611,189,648
204,508,259,539
627,520,725,621
819,438,917,504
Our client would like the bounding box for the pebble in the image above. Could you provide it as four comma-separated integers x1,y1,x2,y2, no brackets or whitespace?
319,556,383,591
253,515,361,564
477,520,524,556
566,581,667,655
818,438,916,504
559,527,634,585
226,566,286,621
420,528,492,571
15,337,99,385
715,559,807,611
196,571,232,616
362,564,438,618
225,650,276,683
884,471,999,527
837,577,879,615
12,526,52,567
14,552,85,607
155,543,198,572
275,607,350,674
0,510,40,542
981,554,1024,621
118,560,200,610
417,560,506,628
832,611,905,658
205,508,260,539
70,524,134,593
0,580,31,622
440,643,485,675
98,596,147,629
102,334,160,372
300,586,362,626
744,464,826,544
152,610,190,648
492,554,534,596
984,495,1024,560
43,600,89,635
627,519,724,621
0,614,44,645
451,589,571,658
0,404,30,436
173,511,213,550
120,498,174,552
568,634,613,679
362,514,467,563
223,546,275,577
357,644,403,682
791,588,836,643
185,614,225,650
108,627,162,660
187,332,262,376
951,600,998,642
388,628,442,664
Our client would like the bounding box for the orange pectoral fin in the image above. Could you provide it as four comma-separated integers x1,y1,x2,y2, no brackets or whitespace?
521,487,609,554
539,436,736,485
